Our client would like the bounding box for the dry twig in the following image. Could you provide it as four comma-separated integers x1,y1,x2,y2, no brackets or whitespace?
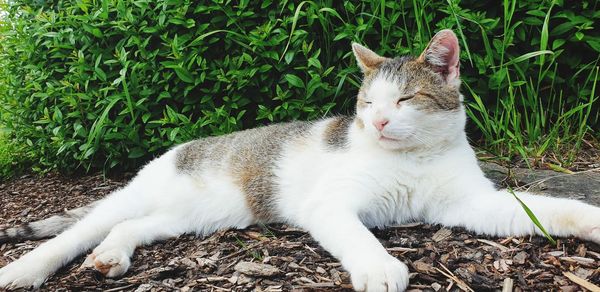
434,262,474,292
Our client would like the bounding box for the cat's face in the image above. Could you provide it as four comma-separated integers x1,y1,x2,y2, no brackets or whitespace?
353,30,465,151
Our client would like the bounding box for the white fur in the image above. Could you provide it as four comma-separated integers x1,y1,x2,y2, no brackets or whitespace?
1,83,600,292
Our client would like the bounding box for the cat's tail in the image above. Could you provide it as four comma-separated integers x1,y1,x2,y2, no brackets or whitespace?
0,201,101,244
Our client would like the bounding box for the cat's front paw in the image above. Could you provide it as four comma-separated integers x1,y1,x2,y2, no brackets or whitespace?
577,212,600,244
346,255,409,292
81,248,130,278
585,227,600,244
0,257,50,290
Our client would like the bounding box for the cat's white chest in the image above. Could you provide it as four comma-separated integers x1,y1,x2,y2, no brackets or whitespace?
353,157,426,228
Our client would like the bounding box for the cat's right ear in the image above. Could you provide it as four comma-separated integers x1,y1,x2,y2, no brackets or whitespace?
352,43,387,74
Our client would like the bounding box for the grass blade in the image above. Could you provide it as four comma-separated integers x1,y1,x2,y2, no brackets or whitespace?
508,188,556,245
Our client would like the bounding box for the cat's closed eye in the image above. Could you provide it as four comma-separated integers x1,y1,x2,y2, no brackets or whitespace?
396,95,414,104
416,91,434,99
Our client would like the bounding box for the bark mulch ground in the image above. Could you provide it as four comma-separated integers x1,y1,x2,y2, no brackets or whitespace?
1,173,599,291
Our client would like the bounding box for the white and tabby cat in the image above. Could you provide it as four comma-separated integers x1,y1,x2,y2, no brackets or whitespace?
1,29,599,291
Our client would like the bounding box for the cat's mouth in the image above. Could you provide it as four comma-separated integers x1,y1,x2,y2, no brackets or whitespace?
378,135,400,142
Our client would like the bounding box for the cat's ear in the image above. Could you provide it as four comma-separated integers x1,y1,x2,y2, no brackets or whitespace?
418,29,460,86
352,43,387,74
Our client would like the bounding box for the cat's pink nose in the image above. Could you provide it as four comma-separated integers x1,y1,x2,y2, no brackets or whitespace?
373,119,389,131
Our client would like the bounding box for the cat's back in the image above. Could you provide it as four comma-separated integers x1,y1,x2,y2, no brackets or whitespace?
174,120,312,173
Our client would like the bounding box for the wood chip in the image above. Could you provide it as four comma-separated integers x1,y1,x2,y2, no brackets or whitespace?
389,222,423,228
432,228,452,242
234,261,281,277
576,244,587,257
559,256,595,265
493,259,512,272
477,239,509,252
560,285,580,292
499,237,514,245
297,276,316,284
329,268,342,284
412,260,437,274
502,278,513,292
133,284,153,292
546,251,564,257
563,272,600,292
573,267,594,280
513,251,528,265
431,282,442,291
587,250,600,259
196,276,228,283
245,231,269,241
386,247,418,252
288,262,313,273
300,282,336,288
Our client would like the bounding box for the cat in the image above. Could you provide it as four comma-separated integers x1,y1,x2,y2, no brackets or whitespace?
1,29,599,291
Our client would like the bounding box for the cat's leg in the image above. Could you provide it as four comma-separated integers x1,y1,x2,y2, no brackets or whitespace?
295,191,409,292
0,188,138,289
427,181,600,243
81,214,186,278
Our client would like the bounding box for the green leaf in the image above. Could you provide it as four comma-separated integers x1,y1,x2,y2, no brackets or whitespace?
127,147,145,159
308,57,322,69
101,0,109,19
284,51,294,64
552,39,566,50
95,67,107,82
174,66,194,83
284,74,304,88
496,50,554,67
546,163,574,174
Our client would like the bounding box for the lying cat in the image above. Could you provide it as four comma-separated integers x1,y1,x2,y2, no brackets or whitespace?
1,29,599,291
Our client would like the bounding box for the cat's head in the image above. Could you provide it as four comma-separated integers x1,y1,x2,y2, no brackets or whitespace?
352,29,466,151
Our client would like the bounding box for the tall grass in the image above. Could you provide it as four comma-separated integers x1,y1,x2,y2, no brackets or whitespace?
463,0,599,166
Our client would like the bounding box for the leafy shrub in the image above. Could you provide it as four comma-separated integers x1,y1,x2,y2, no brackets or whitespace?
0,0,598,174
0,130,30,180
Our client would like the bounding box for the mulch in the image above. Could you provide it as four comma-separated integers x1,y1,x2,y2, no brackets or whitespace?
1,173,599,291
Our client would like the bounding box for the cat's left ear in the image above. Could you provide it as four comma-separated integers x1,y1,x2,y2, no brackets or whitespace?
418,29,460,87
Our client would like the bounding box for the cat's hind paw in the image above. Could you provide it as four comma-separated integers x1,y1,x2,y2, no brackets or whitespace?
348,255,409,292
0,258,49,290
81,249,130,278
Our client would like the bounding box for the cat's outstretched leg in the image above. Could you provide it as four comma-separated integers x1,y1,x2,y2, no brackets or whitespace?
0,189,137,289
81,214,187,277
428,181,600,244
296,192,409,292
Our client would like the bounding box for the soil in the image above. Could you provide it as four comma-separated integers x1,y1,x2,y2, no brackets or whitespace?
1,173,599,291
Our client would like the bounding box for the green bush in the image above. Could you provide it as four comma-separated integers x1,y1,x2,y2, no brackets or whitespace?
0,130,30,180
0,0,598,174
